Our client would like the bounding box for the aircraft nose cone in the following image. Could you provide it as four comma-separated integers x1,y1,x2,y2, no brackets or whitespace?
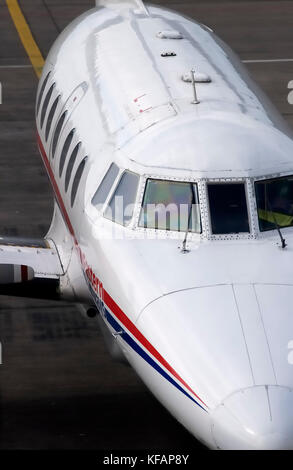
211,386,293,449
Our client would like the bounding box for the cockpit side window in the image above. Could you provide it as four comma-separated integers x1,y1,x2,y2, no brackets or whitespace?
92,163,119,210
138,179,201,233
104,170,139,226
207,183,249,234
255,176,293,231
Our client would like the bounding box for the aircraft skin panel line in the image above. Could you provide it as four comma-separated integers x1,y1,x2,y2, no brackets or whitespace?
104,306,207,412
102,287,208,410
0,242,63,278
3,0,293,450
94,284,207,412
40,4,293,181
37,128,208,412
39,129,208,411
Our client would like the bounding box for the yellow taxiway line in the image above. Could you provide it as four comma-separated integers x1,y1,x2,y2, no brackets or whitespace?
6,0,44,78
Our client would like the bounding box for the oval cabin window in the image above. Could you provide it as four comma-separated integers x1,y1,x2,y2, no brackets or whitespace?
40,83,55,129
45,95,60,142
59,128,75,176
51,111,67,159
36,71,51,116
65,142,81,191
71,157,87,207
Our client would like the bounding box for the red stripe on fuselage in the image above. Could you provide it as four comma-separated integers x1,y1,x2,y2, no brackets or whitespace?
104,290,207,407
37,133,75,239
36,131,208,409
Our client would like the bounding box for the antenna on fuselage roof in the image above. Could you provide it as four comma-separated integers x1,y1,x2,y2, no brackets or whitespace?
96,0,149,16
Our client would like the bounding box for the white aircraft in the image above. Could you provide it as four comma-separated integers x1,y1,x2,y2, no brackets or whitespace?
1,0,293,450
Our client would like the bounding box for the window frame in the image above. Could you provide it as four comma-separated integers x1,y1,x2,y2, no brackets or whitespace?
132,174,205,238
254,173,293,235
206,180,251,236
204,178,256,240
138,177,202,234
91,163,121,212
91,169,284,241
103,169,140,227
132,174,258,241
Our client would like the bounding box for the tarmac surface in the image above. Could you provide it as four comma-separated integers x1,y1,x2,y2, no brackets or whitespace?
0,0,293,451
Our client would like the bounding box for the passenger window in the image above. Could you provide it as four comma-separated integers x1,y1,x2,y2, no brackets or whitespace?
71,157,87,207
59,129,75,176
36,71,51,116
92,163,119,209
40,83,55,129
139,179,201,233
52,111,67,158
65,142,81,191
104,171,139,226
207,183,249,234
45,95,60,141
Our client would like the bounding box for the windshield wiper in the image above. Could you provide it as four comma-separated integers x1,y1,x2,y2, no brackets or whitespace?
272,216,287,249
267,201,287,249
181,187,195,254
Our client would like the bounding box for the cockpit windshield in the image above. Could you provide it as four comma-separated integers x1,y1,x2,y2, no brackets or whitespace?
255,176,293,231
139,179,201,233
207,183,250,234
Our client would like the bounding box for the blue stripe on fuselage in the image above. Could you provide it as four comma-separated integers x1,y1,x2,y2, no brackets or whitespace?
100,298,206,412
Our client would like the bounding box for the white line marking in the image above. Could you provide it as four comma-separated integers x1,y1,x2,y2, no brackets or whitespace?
243,59,293,64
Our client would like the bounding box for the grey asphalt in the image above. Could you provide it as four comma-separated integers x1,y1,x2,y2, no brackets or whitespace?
0,0,292,451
